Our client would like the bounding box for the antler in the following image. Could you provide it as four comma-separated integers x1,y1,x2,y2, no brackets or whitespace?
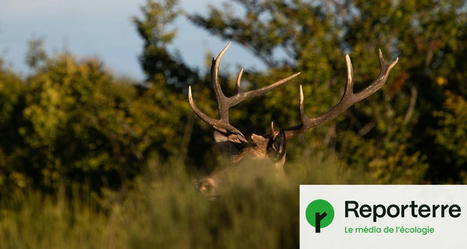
284,49,399,139
188,42,300,143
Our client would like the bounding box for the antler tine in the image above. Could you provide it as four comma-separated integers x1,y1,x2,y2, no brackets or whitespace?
212,42,300,111
299,84,306,124
188,41,301,143
235,67,244,94
188,86,219,129
212,42,231,121
229,72,301,107
353,49,398,102
282,85,307,139
285,49,398,139
189,85,248,142
344,54,354,98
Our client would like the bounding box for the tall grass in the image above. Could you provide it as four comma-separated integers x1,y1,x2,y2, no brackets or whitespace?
0,155,375,249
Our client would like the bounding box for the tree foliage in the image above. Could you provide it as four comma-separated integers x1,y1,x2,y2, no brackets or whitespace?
0,2,466,247
134,0,200,87
188,0,466,183
0,49,193,194
0,0,466,199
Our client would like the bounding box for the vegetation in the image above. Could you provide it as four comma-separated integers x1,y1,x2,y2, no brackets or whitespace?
188,0,466,183
0,0,465,248
0,158,366,249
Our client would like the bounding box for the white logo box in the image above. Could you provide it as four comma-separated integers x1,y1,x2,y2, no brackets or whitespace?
300,185,467,249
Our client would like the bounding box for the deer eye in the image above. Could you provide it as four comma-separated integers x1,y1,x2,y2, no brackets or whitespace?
199,179,214,194
267,130,286,162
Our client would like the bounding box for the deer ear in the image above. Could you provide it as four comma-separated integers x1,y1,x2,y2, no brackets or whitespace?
251,133,268,145
267,129,286,162
213,130,246,144
227,134,247,144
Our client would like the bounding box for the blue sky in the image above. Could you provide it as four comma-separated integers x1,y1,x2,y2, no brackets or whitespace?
0,0,264,80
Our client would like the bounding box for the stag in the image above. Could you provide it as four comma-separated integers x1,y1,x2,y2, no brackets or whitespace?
188,42,398,196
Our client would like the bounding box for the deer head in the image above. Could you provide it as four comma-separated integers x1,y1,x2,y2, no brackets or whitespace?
189,42,398,196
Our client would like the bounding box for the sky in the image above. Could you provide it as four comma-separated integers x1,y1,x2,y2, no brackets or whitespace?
0,0,264,80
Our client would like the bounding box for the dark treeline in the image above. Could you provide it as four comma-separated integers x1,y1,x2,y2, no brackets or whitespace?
0,0,466,198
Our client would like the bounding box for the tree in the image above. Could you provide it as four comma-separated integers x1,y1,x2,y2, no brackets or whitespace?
0,47,197,193
187,0,466,182
133,0,199,88
133,0,233,171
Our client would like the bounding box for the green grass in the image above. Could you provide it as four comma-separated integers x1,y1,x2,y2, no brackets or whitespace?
0,156,375,249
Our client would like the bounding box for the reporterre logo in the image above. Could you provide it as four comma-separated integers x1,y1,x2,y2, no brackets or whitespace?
306,199,335,233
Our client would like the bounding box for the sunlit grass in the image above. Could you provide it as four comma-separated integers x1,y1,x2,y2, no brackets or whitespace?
0,155,380,249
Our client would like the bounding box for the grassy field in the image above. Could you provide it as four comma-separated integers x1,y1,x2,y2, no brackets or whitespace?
0,156,377,249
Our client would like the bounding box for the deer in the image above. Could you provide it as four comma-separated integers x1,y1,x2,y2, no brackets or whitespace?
188,42,398,196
